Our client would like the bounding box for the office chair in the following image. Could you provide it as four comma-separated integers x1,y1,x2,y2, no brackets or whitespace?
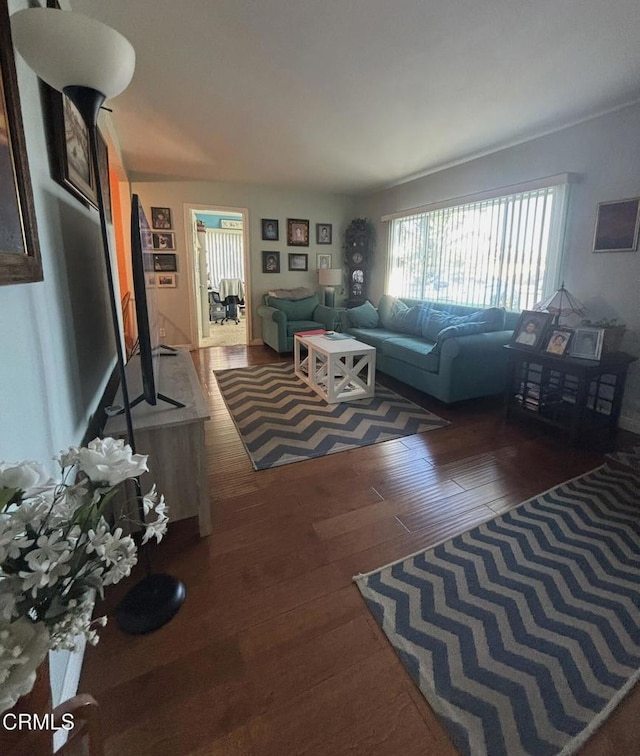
222,295,241,324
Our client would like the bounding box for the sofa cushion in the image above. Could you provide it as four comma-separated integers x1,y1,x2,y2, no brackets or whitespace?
346,301,379,329
347,327,403,350
266,294,319,320
381,337,441,374
377,295,423,335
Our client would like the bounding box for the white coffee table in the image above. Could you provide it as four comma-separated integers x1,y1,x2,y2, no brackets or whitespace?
294,333,376,403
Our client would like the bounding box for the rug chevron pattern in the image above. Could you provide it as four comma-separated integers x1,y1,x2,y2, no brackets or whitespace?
355,463,640,756
214,362,448,470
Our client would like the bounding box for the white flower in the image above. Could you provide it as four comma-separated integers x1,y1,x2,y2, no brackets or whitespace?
74,437,148,486
142,485,158,515
0,618,50,714
0,461,52,495
142,512,168,545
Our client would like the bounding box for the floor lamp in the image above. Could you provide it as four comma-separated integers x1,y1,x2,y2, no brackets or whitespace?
11,7,186,635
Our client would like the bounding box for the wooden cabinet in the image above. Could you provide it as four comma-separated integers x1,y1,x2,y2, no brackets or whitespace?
104,349,212,536
504,345,636,447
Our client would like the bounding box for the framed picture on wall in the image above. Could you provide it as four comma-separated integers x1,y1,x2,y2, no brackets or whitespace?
287,219,309,246
593,197,640,252
288,253,308,271
152,232,176,251
151,207,173,229
317,253,331,270
262,219,279,241
152,253,177,272
262,250,280,273
0,0,42,285
157,273,177,288
316,223,332,244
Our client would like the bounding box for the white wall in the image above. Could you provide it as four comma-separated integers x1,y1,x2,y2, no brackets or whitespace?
355,102,640,433
130,180,356,346
4,0,121,706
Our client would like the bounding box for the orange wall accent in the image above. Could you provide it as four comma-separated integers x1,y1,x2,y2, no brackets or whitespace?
109,166,128,297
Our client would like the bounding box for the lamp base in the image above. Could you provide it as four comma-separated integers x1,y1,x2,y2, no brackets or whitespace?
324,287,336,308
115,573,185,635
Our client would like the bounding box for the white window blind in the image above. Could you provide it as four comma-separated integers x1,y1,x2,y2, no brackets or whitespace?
386,180,569,311
205,229,244,290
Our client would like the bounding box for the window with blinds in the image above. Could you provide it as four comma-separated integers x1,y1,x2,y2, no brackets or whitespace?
386,180,569,311
205,229,244,289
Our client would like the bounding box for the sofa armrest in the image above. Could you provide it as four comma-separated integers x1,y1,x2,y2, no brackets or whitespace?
437,329,513,396
257,304,286,324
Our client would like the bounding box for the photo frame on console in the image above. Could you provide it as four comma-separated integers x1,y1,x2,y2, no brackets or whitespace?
510,310,553,351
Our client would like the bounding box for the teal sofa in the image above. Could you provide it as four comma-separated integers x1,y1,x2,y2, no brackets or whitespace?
339,295,520,404
258,292,341,353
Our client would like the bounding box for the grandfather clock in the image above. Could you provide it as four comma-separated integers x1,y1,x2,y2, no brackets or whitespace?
344,218,374,307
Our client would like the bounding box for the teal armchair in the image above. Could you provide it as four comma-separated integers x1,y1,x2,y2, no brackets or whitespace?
257,293,340,353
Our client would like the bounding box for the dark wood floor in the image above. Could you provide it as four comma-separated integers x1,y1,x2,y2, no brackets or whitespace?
80,344,639,755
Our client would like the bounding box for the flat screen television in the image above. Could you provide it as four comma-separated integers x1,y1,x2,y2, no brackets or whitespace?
129,194,183,409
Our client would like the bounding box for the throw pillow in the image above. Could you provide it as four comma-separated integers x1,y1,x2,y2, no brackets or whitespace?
266,294,319,320
347,301,379,329
377,294,405,329
420,308,455,341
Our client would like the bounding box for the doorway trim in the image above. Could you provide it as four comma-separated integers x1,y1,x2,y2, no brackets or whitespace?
183,203,252,349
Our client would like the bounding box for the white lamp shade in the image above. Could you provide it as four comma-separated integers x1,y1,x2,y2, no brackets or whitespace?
319,268,342,287
11,8,135,98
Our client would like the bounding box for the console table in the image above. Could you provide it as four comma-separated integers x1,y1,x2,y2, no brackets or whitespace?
104,348,212,536
504,345,636,447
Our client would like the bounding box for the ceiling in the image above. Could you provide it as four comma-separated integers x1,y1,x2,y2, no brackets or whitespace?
72,0,640,196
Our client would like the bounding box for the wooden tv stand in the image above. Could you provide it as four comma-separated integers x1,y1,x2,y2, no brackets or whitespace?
104,348,212,536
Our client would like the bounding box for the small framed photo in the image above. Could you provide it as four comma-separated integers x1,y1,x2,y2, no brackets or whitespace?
593,198,640,252
152,232,176,251
152,253,177,272
288,253,308,271
510,310,553,351
544,328,572,356
157,273,176,288
569,327,604,360
262,219,279,241
146,273,156,288
317,253,331,270
151,207,173,230
287,218,309,246
262,250,280,273
316,223,332,245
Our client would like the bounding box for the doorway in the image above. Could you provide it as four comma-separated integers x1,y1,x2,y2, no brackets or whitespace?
185,204,251,349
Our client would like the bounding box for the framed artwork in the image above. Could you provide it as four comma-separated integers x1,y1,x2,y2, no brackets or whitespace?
287,218,309,247
221,219,242,229
0,0,42,285
151,207,172,230
510,310,553,351
96,129,111,224
288,253,308,271
316,223,332,245
152,232,176,251
317,253,331,270
261,219,279,241
593,198,640,252
157,273,177,288
544,328,573,356
146,273,156,288
569,327,604,360
262,250,280,273
152,253,177,272
44,85,97,208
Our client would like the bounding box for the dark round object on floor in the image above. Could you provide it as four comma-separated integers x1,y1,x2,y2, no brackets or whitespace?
115,573,185,634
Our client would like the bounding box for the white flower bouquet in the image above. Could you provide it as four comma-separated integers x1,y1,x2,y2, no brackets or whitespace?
0,437,168,712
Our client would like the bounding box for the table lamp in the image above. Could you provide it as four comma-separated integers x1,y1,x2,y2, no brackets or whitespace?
11,7,185,635
319,268,342,307
532,281,585,325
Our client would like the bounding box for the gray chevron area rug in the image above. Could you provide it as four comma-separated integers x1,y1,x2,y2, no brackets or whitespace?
214,362,448,470
354,462,640,756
